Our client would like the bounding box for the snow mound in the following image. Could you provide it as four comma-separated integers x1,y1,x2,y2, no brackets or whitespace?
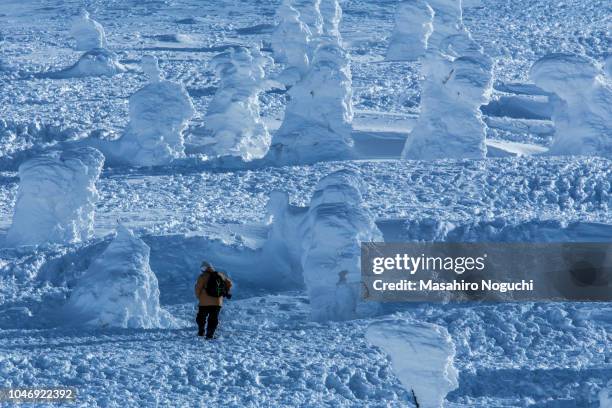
269,40,354,164
47,48,127,78
530,53,611,158
271,2,311,85
5,147,104,247
386,0,434,61
300,169,382,321
203,47,272,161
366,319,458,408
65,225,174,329
104,56,195,166
70,10,107,51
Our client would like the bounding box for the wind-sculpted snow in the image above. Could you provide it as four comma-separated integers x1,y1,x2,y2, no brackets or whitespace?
202,47,272,161
385,0,434,62
530,53,611,158
269,41,355,164
70,10,107,52
366,319,458,408
64,225,175,329
5,147,104,247
300,169,382,321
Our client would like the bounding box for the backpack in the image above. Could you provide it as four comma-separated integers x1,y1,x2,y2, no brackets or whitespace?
205,271,228,298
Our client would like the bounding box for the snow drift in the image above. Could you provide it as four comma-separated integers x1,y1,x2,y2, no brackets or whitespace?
5,147,104,247
204,47,272,161
366,319,459,408
100,56,195,166
65,225,174,329
530,53,611,158
300,169,382,321
70,10,107,51
386,0,434,61
269,40,354,164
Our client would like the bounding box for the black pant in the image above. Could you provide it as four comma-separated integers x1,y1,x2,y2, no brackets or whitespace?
196,306,221,338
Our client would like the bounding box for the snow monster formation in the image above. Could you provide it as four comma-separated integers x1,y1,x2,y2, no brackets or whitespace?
48,48,127,79
271,2,312,85
386,0,434,61
112,56,195,166
269,40,354,164
300,169,382,321
65,225,174,329
70,10,107,51
366,319,459,408
5,147,104,247
49,10,125,78
204,47,272,161
530,53,611,158
401,0,493,160
293,0,323,38
319,0,342,40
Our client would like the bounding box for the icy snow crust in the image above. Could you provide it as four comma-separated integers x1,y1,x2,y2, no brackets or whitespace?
0,0,611,406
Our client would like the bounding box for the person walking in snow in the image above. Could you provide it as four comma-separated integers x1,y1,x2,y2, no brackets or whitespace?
195,261,232,339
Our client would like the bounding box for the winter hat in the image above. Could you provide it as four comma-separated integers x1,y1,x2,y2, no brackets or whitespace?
201,261,213,270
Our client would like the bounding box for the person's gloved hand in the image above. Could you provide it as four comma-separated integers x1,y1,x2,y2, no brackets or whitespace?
225,293,232,299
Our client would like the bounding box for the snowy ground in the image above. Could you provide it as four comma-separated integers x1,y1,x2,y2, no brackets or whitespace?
0,0,611,406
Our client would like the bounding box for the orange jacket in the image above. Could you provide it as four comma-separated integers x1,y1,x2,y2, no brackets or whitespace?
195,271,232,306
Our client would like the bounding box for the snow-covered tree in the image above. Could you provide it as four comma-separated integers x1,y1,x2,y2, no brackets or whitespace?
113,56,195,166
401,0,493,159
70,10,107,51
269,40,354,164
6,147,104,247
204,46,273,161
530,53,611,158
386,0,434,61
271,2,312,84
65,225,174,329
293,0,323,38
300,169,382,321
